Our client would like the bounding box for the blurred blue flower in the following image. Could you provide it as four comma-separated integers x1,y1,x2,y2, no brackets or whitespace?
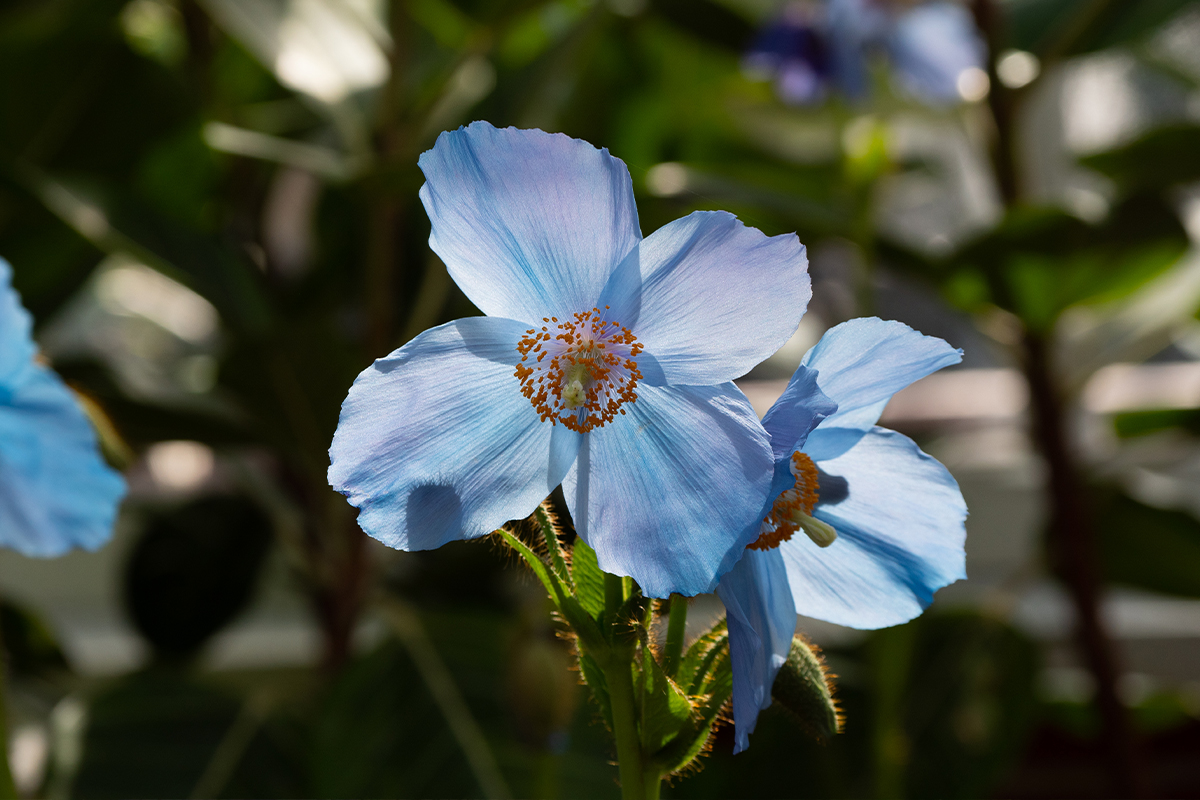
744,0,987,106
716,317,966,752
0,258,126,557
328,122,812,598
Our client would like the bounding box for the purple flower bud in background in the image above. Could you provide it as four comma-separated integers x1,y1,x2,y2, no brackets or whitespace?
744,0,988,107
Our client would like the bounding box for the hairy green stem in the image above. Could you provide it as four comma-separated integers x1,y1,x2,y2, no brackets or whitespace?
606,653,646,800
663,595,688,678
605,572,625,614
603,572,647,800
643,767,662,800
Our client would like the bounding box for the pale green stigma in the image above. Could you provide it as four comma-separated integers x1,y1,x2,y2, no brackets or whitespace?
562,362,589,409
793,511,838,548
562,378,586,409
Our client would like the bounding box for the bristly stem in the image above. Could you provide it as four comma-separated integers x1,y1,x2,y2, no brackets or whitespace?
606,655,647,800
663,595,688,678
603,572,646,800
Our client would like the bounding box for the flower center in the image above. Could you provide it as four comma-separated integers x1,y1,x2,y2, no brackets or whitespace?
514,307,644,433
749,451,838,550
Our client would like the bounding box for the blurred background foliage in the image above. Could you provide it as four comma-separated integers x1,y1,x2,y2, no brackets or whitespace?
2,0,1200,796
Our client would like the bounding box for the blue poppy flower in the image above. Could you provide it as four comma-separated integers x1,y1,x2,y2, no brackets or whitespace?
716,317,966,752
328,122,812,598
0,258,126,557
744,0,986,107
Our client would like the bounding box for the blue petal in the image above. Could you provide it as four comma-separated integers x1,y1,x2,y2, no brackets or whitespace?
0,259,36,390
761,365,837,461
716,547,796,754
418,122,641,324
561,383,772,598
597,211,810,386
888,2,986,105
801,318,961,461
782,428,966,629
0,368,126,557
329,316,581,550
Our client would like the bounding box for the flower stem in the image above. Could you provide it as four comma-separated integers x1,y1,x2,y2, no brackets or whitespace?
605,654,646,800
643,767,662,800
603,572,645,800
663,595,687,678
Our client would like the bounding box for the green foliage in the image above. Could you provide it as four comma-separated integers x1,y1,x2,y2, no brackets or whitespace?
499,513,759,786
0,600,69,676
64,670,304,800
1093,488,1200,598
313,639,486,798
886,191,1188,331
638,647,693,755
1004,0,1193,57
1081,124,1200,194
3,0,1198,797
571,535,606,619
901,614,1039,799
1114,407,1200,439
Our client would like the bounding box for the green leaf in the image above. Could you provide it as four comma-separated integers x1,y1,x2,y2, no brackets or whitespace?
497,528,608,656
1081,124,1200,194
676,619,728,695
495,528,562,603
570,536,606,620
1094,488,1200,598
906,194,1189,327
638,646,693,755
651,716,719,778
577,652,613,731
650,626,732,777
1004,0,1192,58
1113,407,1200,438
771,635,840,743
534,503,572,587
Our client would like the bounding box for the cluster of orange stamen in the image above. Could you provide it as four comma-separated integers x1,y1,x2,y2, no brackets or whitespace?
514,307,644,433
749,451,820,551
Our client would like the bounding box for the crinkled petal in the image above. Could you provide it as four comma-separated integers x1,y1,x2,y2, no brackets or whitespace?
0,258,36,389
329,316,581,550
762,364,837,460
0,368,126,557
561,383,772,598
418,122,641,324
888,2,986,105
783,428,966,628
801,318,961,461
597,211,810,385
716,547,796,754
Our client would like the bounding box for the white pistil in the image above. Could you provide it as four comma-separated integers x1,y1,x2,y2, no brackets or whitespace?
563,378,586,409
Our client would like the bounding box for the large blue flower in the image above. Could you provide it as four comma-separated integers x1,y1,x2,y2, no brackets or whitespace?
744,0,986,106
328,122,812,598
0,258,126,556
716,317,966,752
